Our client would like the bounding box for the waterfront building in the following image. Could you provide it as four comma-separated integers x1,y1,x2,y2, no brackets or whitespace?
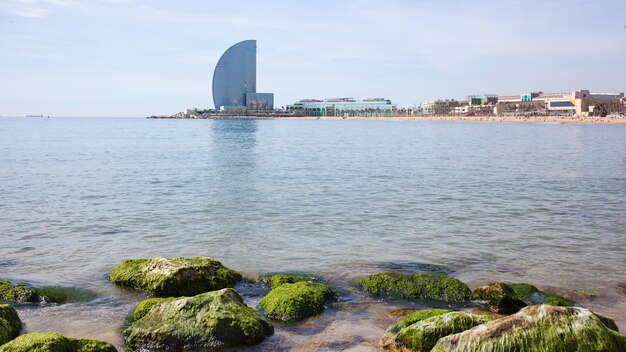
287,98,397,117
422,99,461,116
424,90,625,117
494,90,625,116
212,40,274,110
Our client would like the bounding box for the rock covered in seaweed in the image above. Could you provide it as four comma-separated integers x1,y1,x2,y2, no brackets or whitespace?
109,256,242,297
381,310,493,352
259,273,322,289
432,305,626,352
509,283,573,306
0,332,116,352
471,282,526,314
124,288,272,350
258,281,336,321
0,304,21,345
356,272,472,303
0,280,37,304
0,279,96,305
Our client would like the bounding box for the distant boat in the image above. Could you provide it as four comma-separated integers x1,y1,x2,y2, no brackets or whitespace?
26,114,43,117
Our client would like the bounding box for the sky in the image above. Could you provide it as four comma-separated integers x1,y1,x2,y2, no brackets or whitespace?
1,0,625,117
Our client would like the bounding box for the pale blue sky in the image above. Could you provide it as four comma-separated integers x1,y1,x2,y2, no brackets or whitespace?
1,0,625,117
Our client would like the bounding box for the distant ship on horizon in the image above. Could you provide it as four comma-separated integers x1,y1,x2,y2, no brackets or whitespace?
26,114,44,117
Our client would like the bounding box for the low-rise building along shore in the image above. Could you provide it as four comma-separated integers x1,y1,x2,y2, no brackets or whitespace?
286,98,397,117
423,89,625,117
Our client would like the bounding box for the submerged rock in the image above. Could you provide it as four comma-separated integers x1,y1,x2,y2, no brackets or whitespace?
258,281,336,321
0,280,37,304
0,332,116,352
124,288,272,350
471,282,526,314
0,279,96,305
509,283,573,306
109,256,242,297
259,273,321,289
433,305,626,352
381,310,492,352
0,304,21,345
356,272,472,303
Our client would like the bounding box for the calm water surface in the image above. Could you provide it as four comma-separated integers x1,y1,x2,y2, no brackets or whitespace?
1,117,625,350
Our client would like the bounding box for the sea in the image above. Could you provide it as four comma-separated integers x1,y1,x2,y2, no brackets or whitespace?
1,117,625,350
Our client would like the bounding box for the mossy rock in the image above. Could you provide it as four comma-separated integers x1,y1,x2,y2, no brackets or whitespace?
433,305,626,352
381,311,493,352
0,332,116,352
0,279,96,305
471,282,526,314
124,288,273,350
356,272,471,303
389,309,451,334
0,280,38,304
0,304,21,345
258,274,318,289
509,283,574,306
110,256,242,297
258,281,336,321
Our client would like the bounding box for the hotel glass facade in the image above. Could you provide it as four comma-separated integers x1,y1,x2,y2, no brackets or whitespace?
212,40,257,109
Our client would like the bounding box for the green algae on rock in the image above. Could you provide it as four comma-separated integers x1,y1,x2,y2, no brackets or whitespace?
356,272,471,303
109,256,242,297
0,332,117,352
129,297,175,323
389,309,451,334
0,280,37,304
258,281,336,322
432,305,626,352
381,311,493,352
471,282,526,314
0,279,96,305
259,274,314,289
0,304,21,345
124,288,272,350
509,283,573,306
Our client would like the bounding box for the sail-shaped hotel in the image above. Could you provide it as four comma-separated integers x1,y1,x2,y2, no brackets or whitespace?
212,40,274,110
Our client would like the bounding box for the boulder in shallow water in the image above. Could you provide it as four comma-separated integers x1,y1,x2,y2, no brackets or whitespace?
258,281,336,321
381,310,493,352
0,279,95,305
356,272,472,303
124,288,273,350
0,280,37,304
258,273,323,289
0,304,21,345
0,332,116,352
432,305,626,352
471,282,526,314
109,256,242,297
509,283,573,306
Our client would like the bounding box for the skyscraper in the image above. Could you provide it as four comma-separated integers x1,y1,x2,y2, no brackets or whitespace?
212,40,256,109
212,40,273,110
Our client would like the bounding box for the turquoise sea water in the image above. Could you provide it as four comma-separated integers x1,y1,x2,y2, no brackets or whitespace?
1,117,625,349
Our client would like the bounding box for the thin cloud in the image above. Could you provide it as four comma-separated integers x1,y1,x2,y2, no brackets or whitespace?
10,6,50,17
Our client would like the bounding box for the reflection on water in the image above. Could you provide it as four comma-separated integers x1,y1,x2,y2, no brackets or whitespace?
0,117,625,349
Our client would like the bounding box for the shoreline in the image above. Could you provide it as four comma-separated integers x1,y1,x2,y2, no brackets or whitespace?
151,114,626,125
